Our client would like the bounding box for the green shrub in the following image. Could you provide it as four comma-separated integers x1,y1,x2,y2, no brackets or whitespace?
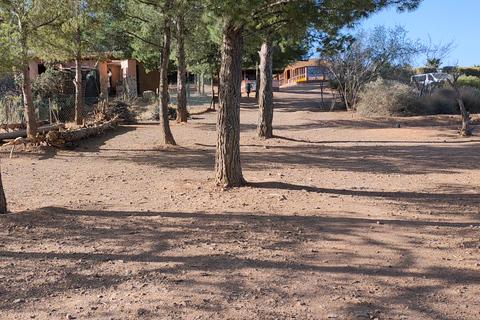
415,67,437,74
441,66,457,74
32,68,71,99
458,67,480,77
357,79,424,116
457,76,480,90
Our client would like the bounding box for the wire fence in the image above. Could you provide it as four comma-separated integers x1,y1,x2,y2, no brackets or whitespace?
0,84,215,125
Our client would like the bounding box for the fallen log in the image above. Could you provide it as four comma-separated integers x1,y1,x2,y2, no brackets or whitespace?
45,118,122,147
0,124,64,141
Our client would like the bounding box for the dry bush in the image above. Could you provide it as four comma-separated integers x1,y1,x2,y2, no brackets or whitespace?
459,86,480,114
358,80,480,117
357,79,425,116
419,88,457,115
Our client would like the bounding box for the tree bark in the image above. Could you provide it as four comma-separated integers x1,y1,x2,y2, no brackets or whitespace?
21,68,37,137
215,22,245,187
255,61,260,100
448,77,472,136
176,15,188,123
45,118,120,147
74,44,84,125
159,16,176,145
257,39,274,138
0,167,7,214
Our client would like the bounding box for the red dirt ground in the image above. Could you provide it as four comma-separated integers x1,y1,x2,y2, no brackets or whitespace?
0,84,479,320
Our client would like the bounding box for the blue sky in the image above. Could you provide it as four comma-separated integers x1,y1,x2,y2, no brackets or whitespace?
359,0,479,67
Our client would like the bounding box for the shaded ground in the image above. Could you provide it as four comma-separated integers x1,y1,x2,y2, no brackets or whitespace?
0,83,479,320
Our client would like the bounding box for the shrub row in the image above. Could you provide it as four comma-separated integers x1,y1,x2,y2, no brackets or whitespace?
357,79,480,117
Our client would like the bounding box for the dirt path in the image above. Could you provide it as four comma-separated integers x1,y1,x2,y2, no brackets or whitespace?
0,84,479,320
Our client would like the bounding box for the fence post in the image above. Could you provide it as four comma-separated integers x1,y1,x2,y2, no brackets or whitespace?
49,98,52,123
5,98,9,124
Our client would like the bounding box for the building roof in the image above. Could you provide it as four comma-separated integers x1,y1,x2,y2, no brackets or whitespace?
285,59,327,70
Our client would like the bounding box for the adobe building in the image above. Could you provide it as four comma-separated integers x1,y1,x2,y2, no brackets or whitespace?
28,56,160,99
276,59,329,86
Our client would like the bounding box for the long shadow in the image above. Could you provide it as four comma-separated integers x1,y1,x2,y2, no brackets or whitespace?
272,116,477,131
0,206,478,319
36,134,479,176
275,134,480,145
241,143,480,175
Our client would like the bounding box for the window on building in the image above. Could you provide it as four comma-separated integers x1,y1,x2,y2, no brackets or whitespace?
307,66,324,80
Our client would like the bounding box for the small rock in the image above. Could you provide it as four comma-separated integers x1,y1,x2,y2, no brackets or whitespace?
66,315,76,320
327,314,339,319
13,298,25,304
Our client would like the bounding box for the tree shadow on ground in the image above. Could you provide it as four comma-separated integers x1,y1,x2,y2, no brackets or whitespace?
0,206,478,319
241,142,480,175
247,181,480,217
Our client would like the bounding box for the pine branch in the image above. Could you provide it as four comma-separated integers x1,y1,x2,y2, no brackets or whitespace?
125,30,162,48
33,16,59,30
244,19,290,38
125,12,151,24
252,0,292,17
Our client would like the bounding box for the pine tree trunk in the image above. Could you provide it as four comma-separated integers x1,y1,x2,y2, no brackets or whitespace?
176,16,188,123
257,39,274,138
159,17,176,145
215,22,245,187
255,61,260,100
0,167,7,214
21,68,37,137
74,48,84,125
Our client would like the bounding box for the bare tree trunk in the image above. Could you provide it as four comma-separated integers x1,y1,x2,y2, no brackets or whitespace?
74,47,84,125
255,61,260,101
215,22,245,187
21,68,37,137
0,167,7,214
176,15,188,123
257,39,274,138
159,16,176,145
448,77,472,136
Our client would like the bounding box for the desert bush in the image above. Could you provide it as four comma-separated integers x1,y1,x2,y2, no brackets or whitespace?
419,89,457,114
417,87,480,115
457,76,480,90
459,86,480,114
458,67,480,77
357,79,424,116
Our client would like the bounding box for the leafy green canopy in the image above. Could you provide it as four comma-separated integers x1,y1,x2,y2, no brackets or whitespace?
34,0,115,64
0,0,63,70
